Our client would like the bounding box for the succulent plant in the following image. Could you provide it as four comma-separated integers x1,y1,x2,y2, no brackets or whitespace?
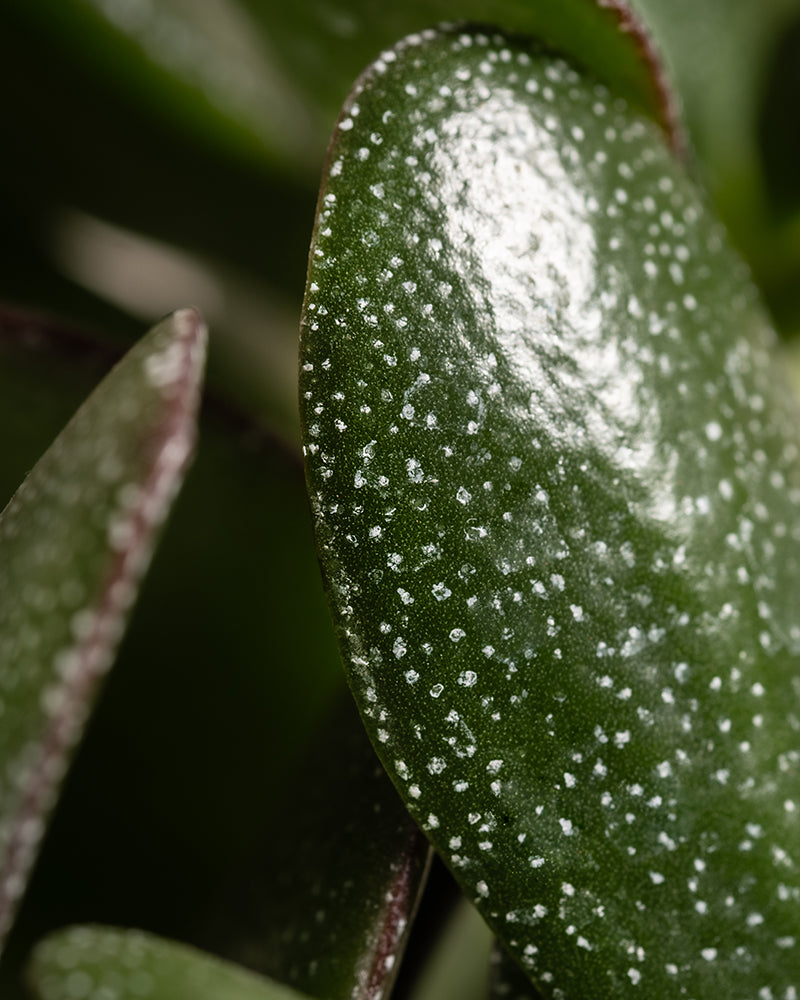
1,2,800,999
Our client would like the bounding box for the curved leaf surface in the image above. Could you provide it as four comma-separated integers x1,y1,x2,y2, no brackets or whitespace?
28,926,312,1000
300,26,800,999
0,309,206,953
249,0,681,157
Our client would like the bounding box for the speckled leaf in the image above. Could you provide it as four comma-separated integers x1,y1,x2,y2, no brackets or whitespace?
247,0,682,160
216,697,431,1000
300,26,800,1000
27,926,313,1000
0,309,206,954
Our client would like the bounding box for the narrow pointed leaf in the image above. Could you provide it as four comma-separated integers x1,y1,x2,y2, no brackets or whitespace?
301,26,800,999
0,398,345,996
0,309,206,952
28,926,313,1000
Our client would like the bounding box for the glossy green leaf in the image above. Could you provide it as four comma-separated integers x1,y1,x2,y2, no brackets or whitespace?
216,697,430,1000
28,926,313,1000
300,26,800,999
244,0,681,156
0,309,206,954
0,0,678,441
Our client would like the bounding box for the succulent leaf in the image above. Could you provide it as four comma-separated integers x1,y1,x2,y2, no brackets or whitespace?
0,309,206,953
300,26,800,999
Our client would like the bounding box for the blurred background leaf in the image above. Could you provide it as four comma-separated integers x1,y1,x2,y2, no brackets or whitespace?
407,897,494,1000
0,317,345,996
28,926,317,1000
631,0,800,332
0,308,206,955
214,697,431,1000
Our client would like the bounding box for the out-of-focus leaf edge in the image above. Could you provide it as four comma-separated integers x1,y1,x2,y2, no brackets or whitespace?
0,308,207,950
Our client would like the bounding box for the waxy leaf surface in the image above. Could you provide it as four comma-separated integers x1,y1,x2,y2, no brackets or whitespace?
300,27,800,999
28,926,313,1000
0,310,206,954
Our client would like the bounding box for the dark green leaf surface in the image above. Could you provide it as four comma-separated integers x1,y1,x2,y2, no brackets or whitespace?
0,310,206,955
0,309,123,510
300,26,800,999
28,926,313,1000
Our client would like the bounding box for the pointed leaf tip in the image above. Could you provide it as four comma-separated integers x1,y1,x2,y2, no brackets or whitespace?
0,308,207,951
301,27,800,998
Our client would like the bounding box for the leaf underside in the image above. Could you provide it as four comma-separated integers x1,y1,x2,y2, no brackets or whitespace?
300,26,800,1000
0,309,206,954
